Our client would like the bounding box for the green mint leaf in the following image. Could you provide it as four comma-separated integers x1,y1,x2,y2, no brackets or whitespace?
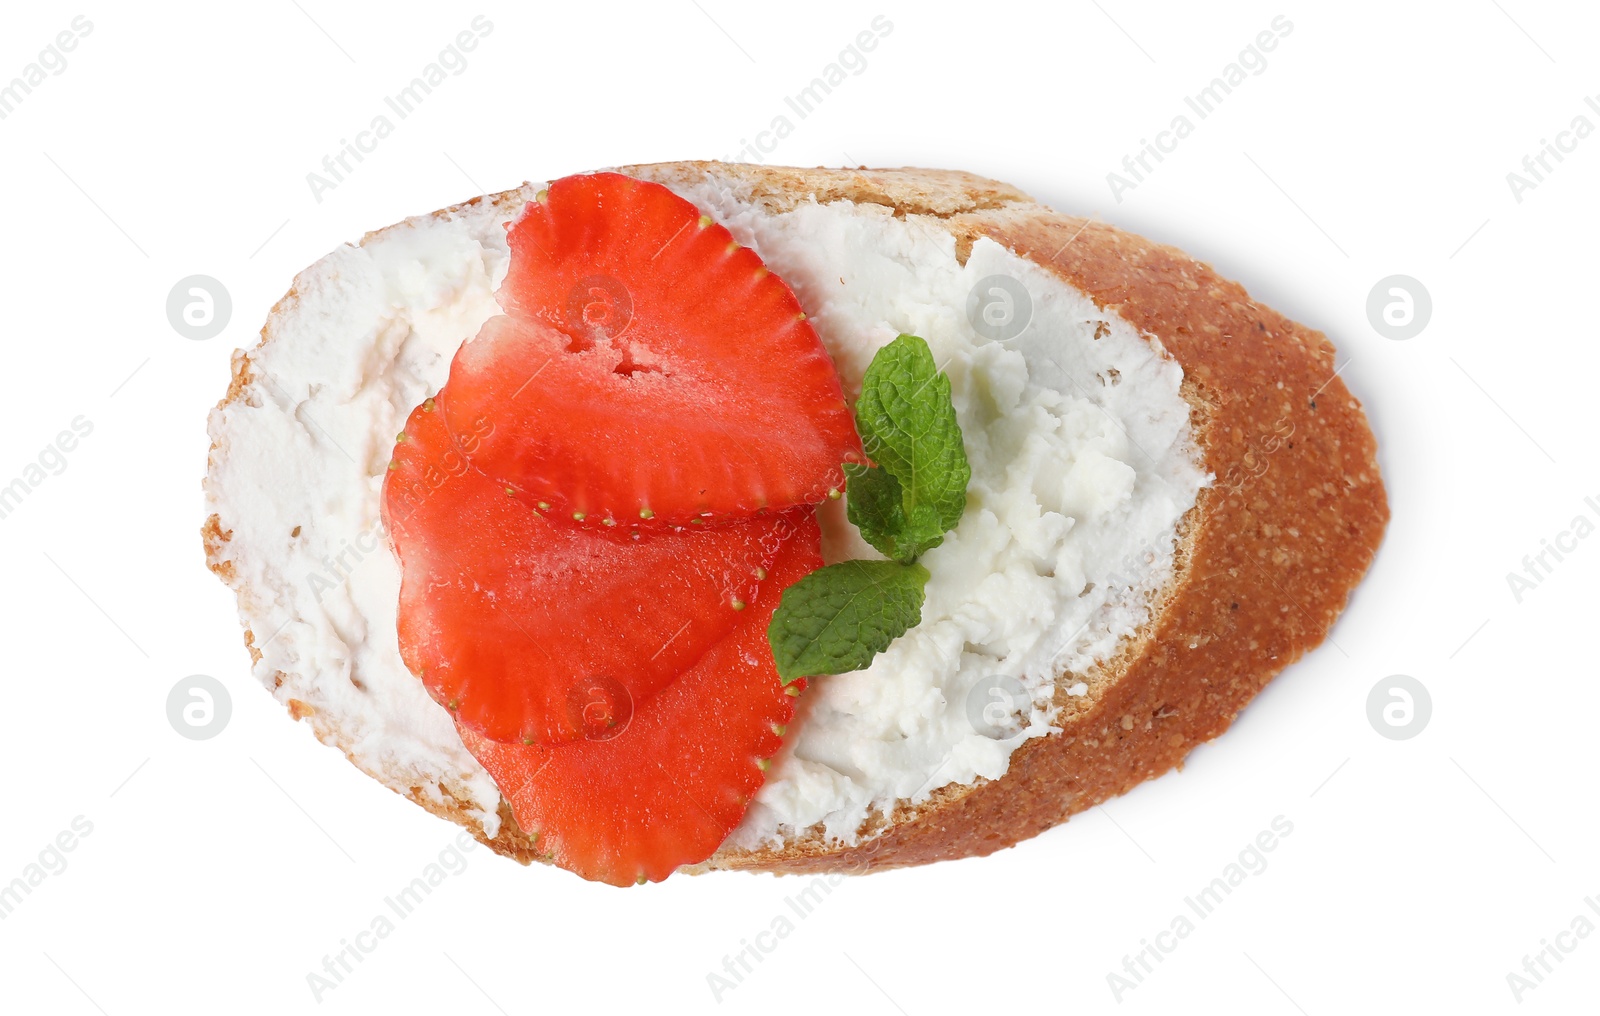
853,334,971,543
767,559,929,683
844,462,950,564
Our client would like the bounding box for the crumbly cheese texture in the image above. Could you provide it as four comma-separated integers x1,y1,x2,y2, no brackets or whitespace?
204,173,1206,853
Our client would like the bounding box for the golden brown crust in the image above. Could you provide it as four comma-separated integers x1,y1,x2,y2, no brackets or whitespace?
204,163,1386,876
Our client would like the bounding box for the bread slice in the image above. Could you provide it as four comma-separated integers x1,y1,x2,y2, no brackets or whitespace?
203,162,1387,876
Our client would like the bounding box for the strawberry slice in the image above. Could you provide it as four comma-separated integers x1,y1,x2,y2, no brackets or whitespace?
441,172,863,526
460,512,822,886
383,397,795,746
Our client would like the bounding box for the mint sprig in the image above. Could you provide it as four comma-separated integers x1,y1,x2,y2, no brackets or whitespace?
769,334,970,683
851,334,970,562
768,560,930,682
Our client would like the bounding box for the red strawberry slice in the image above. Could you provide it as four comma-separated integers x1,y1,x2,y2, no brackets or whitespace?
441,171,863,526
383,397,796,746
460,511,821,886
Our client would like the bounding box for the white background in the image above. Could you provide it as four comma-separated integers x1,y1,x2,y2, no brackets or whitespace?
1,1,1595,1012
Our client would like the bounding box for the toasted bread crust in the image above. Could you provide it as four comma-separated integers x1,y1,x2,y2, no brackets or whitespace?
204,163,1386,875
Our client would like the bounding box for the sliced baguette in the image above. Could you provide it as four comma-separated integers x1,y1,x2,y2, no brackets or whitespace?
203,162,1387,876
